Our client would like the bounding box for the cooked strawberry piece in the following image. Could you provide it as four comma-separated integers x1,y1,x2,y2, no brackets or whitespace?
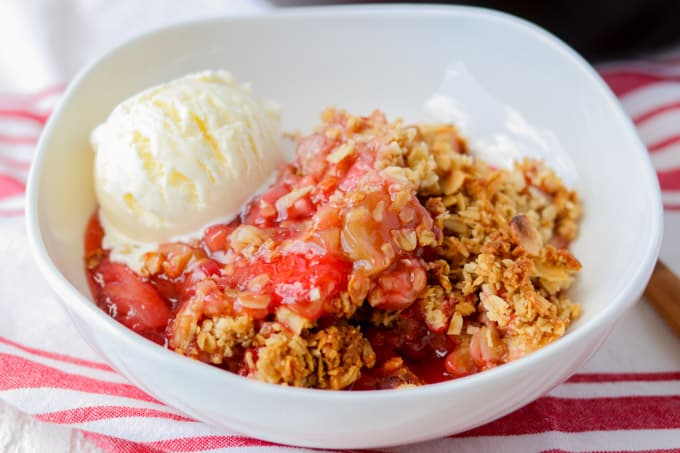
242,172,298,227
198,259,221,277
171,258,222,302
84,212,104,255
93,261,171,333
368,259,428,311
195,279,230,317
220,250,352,321
203,224,233,253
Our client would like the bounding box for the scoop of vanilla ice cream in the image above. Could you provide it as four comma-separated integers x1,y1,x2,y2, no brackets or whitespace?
92,70,282,269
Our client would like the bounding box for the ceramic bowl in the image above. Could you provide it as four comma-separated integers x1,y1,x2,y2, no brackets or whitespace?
26,5,663,448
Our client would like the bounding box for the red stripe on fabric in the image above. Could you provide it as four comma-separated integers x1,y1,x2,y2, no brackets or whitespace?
542,449,680,453
0,109,49,124
568,372,680,383
456,396,680,437
0,85,64,107
663,203,680,211
0,336,113,372
0,209,24,217
0,174,24,199
34,405,192,424
342,446,394,452
658,168,680,190
82,431,162,453
84,433,290,453
83,431,380,453
633,100,680,125
0,133,37,145
648,134,680,152
600,71,680,97
0,353,158,404
144,436,293,452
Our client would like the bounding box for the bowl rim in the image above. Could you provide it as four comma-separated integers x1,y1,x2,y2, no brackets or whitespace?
26,3,664,404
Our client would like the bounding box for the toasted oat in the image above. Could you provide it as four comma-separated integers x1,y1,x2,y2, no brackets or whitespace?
447,312,464,335
229,225,268,255
195,315,255,364
326,140,356,164
308,324,376,390
246,323,375,390
250,327,316,387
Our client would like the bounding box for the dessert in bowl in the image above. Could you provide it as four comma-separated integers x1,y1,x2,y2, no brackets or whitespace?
84,68,584,391
26,5,662,448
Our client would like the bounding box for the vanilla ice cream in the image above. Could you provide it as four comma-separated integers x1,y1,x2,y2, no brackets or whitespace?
92,70,282,270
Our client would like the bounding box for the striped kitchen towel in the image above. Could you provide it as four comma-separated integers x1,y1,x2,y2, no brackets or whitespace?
0,4,679,451
600,55,680,213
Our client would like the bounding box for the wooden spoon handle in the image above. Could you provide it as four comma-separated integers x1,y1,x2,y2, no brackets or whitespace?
644,260,680,338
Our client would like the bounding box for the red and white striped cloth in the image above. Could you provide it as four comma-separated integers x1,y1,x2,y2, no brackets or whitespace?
599,55,680,214
1,4,680,452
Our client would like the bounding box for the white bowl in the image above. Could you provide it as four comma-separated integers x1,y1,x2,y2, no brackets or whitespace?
26,5,663,449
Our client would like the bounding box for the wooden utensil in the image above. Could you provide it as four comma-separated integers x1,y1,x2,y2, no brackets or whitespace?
644,260,680,337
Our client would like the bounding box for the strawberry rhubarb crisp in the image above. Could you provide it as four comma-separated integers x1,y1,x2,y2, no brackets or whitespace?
85,108,581,390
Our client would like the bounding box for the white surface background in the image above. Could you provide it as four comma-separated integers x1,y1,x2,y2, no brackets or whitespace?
0,402,99,452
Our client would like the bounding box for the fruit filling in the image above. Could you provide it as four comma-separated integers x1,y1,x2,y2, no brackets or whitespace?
85,108,582,390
